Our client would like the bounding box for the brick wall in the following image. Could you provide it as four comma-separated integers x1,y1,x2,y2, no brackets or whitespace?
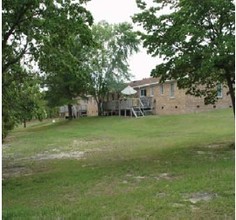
153,81,187,115
151,82,232,115
185,87,232,113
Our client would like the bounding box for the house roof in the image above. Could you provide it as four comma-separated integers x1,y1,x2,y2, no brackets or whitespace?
128,77,160,88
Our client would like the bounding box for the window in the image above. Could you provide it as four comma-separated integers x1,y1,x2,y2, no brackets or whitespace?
150,86,154,96
217,84,223,98
170,83,175,97
140,89,147,97
160,84,164,95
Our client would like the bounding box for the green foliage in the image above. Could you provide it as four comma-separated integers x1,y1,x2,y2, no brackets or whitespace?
2,0,93,136
86,21,140,115
38,1,94,109
44,105,59,119
38,3,94,120
133,0,235,112
18,76,47,127
2,66,46,137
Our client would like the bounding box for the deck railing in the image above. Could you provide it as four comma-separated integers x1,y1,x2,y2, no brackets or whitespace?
103,97,153,111
140,97,153,109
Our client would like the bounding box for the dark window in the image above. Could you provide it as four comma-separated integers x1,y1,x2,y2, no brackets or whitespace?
150,86,154,96
160,84,164,94
170,83,175,97
140,89,147,97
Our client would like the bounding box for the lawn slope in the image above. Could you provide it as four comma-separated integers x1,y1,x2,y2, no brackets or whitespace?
3,109,235,219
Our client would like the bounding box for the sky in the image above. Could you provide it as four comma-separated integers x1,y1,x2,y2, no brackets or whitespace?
85,0,160,81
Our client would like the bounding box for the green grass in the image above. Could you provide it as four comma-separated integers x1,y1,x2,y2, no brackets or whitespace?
3,109,235,219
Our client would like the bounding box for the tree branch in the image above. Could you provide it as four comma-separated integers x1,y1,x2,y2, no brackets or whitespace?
2,37,29,73
2,2,33,50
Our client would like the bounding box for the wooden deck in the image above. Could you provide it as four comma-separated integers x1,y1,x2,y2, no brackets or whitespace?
103,97,153,117
59,97,154,118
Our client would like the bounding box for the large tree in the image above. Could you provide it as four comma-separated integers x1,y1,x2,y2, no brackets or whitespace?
2,0,92,73
133,0,235,114
2,0,92,136
38,10,93,119
2,0,93,137
87,21,140,115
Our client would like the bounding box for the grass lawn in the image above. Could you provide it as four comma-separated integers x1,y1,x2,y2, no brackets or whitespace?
2,109,235,219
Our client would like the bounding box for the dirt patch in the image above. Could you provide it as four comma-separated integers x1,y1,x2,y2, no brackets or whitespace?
3,166,32,179
71,139,93,147
3,144,11,149
207,143,235,149
3,150,86,178
123,173,177,183
207,144,225,148
156,192,168,198
155,173,176,181
134,176,146,180
172,203,185,208
30,151,85,161
71,137,113,148
197,151,207,155
183,192,217,204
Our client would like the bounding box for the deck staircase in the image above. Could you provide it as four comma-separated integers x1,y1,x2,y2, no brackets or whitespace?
131,107,144,118
139,97,153,116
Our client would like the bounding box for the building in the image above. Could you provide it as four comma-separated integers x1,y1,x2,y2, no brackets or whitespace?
128,77,232,115
59,96,98,118
59,77,232,118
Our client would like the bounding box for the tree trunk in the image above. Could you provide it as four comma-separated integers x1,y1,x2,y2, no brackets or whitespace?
97,100,103,116
23,119,27,128
68,104,73,119
225,74,235,116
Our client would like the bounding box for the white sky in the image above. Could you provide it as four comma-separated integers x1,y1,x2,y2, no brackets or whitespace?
86,0,160,81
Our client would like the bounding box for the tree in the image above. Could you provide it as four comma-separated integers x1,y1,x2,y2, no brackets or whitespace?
17,76,46,128
2,0,93,137
38,1,94,119
133,0,235,114
39,29,93,119
87,21,140,116
2,66,45,137
2,0,92,74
